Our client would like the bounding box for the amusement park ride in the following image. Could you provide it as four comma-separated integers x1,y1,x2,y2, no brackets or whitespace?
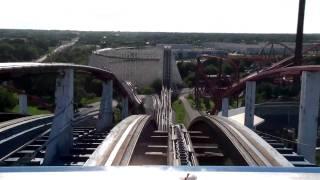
194,0,320,115
194,42,320,114
3,0,320,179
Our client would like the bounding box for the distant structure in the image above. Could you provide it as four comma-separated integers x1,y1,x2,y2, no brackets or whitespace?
202,42,296,55
160,42,318,60
89,47,183,87
157,44,228,60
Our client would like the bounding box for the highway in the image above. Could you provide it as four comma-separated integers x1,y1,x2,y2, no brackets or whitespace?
34,37,79,63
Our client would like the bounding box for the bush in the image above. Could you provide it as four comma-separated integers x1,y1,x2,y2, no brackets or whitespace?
0,87,18,112
172,100,186,124
151,79,162,94
138,86,155,95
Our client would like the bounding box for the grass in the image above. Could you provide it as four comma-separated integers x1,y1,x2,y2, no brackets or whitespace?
187,95,196,108
80,97,101,105
230,97,243,108
172,100,186,124
186,94,213,111
11,96,100,116
12,105,51,115
113,108,121,124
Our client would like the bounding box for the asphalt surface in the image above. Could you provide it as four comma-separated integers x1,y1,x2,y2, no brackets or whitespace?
179,91,200,125
34,37,79,63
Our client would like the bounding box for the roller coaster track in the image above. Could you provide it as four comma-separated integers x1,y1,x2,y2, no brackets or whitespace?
81,90,293,167
224,65,320,96
0,104,103,166
195,43,320,113
0,62,144,166
0,62,315,168
0,92,306,167
188,115,292,166
0,62,141,106
81,115,294,167
255,130,316,167
85,115,151,166
169,124,198,166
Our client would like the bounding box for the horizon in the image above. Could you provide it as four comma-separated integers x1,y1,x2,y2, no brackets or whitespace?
1,28,320,35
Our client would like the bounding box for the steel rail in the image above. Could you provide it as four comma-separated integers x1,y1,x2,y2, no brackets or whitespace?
84,115,151,166
0,105,105,164
188,115,293,167
0,115,52,131
224,65,320,97
170,124,198,166
0,115,53,160
0,62,141,106
216,116,293,167
109,115,150,166
222,44,320,97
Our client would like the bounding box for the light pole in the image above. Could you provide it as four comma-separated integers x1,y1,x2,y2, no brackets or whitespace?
294,0,306,65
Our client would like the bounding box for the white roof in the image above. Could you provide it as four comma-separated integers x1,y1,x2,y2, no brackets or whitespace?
228,113,264,126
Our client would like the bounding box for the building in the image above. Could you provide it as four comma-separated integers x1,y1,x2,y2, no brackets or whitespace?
89,47,183,87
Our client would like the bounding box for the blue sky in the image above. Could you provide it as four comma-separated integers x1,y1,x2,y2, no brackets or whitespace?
0,0,319,33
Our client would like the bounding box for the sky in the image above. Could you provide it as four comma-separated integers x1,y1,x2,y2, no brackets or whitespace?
0,0,319,33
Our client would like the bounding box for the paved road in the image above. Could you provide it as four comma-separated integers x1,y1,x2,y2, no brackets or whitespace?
179,92,201,126
34,37,79,63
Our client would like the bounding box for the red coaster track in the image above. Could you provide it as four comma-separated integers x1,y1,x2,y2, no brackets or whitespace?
195,43,320,114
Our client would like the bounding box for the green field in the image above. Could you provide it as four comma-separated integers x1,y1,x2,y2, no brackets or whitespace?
172,99,186,124
80,97,101,105
12,105,51,115
186,94,213,111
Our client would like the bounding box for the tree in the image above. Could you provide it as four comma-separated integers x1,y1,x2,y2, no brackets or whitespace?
204,98,211,110
0,43,15,61
204,65,218,75
0,87,18,112
151,79,162,94
138,86,155,95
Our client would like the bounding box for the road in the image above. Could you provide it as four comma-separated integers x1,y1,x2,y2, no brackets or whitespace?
178,89,201,125
34,37,79,63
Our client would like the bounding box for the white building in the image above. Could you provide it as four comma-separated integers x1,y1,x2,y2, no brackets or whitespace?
89,47,183,87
